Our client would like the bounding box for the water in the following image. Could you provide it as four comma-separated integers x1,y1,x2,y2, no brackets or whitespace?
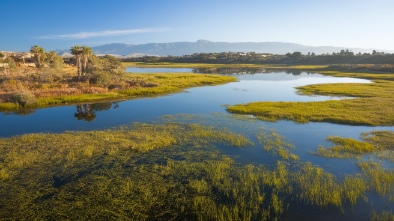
2,69,389,172
126,67,194,73
1,68,393,220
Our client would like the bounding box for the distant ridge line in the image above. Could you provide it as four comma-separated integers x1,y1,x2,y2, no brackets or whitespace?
55,40,394,57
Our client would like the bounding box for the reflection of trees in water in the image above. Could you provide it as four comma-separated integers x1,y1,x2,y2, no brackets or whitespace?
5,108,36,116
194,68,316,75
74,102,119,122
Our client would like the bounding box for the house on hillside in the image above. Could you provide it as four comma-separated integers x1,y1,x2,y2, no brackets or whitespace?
0,51,34,66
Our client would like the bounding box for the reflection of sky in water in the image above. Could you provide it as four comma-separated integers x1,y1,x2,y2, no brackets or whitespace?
126,67,194,73
184,72,370,105
1,70,392,219
0,72,374,138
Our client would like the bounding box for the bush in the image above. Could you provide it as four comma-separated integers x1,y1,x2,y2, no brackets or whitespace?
11,90,37,107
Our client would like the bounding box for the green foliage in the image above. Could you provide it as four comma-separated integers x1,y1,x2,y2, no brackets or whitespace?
358,162,394,200
11,90,37,107
87,55,124,86
227,71,394,126
30,45,46,68
45,51,64,70
315,131,394,162
257,129,299,160
316,136,375,159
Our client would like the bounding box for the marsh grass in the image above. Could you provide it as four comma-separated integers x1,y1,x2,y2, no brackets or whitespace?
358,162,394,200
316,136,375,159
227,71,394,126
371,211,394,221
0,122,391,220
315,131,394,162
257,129,299,161
0,73,236,111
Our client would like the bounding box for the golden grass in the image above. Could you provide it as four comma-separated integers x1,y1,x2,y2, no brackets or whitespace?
257,129,299,161
227,71,394,126
0,122,391,219
315,131,394,162
0,73,236,111
316,136,376,159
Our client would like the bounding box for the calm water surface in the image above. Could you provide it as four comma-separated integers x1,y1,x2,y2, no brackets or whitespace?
2,69,390,171
1,68,393,220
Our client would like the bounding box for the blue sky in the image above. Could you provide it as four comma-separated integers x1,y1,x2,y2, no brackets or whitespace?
1,0,394,51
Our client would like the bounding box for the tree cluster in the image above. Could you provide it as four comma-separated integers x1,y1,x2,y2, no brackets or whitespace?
124,50,394,65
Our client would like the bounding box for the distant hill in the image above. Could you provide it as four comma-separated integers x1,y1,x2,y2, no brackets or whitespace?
56,40,394,56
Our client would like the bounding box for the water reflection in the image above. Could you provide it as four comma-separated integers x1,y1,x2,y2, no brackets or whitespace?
74,102,119,122
193,67,314,75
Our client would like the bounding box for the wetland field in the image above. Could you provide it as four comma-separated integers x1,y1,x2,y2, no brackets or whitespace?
0,64,393,220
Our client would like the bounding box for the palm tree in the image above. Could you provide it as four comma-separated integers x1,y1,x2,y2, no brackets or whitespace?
81,46,92,75
30,45,45,68
70,45,82,76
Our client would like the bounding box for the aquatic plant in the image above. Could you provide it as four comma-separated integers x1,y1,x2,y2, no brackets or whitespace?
257,129,299,161
358,161,394,200
316,136,375,159
371,211,394,221
0,122,391,220
315,131,394,162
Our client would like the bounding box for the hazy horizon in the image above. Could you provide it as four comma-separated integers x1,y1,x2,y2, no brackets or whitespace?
1,0,394,51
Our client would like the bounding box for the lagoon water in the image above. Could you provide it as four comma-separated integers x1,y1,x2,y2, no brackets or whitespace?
1,68,393,220
0,69,372,137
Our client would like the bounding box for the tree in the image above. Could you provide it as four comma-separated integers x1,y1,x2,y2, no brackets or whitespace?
45,51,64,70
70,45,83,76
81,46,92,75
292,52,302,58
70,45,93,77
30,45,46,68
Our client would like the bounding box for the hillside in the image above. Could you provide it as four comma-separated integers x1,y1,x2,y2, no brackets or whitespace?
54,40,394,57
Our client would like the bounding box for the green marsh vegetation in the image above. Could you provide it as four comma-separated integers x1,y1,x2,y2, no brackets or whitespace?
314,130,394,206
0,121,393,220
315,131,394,162
0,70,235,112
0,47,236,112
227,71,394,126
257,129,299,161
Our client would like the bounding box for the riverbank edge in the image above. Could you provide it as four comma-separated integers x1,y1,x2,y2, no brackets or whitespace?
0,73,236,112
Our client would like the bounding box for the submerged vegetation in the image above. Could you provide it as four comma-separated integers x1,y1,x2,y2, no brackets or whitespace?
315,131,394,162
257,129,299,161
227,71,394,126
0,122,393,220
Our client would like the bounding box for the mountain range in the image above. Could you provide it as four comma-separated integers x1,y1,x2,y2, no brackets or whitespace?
57,40,394,57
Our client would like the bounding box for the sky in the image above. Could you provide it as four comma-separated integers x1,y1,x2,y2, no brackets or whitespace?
1,0,394,52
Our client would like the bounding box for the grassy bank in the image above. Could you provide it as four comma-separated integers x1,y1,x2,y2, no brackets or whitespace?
0,122,392,220
227,71,394,126
315,130,394,162
0,73,236,112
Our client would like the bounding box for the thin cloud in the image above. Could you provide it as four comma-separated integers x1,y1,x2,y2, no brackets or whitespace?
38,28,168,39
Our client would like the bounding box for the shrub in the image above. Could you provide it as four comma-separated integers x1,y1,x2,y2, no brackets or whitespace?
11,90,37,107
